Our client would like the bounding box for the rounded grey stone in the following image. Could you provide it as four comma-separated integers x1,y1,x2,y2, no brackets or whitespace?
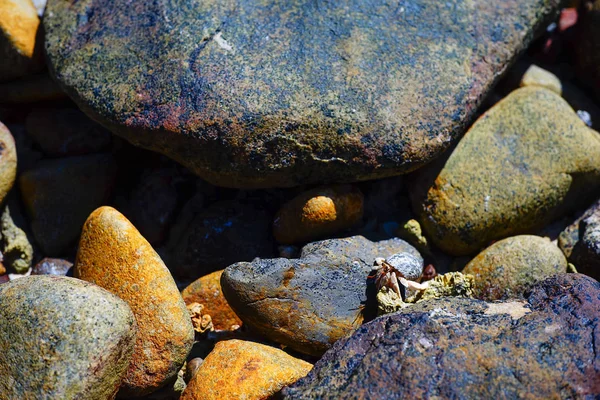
0,275,137,399
385,253,424,281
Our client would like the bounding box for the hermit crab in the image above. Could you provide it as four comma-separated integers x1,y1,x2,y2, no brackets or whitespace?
371,253,429,299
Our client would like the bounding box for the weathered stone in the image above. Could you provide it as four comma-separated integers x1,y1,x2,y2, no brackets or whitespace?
181,270,242,331
222,235,422,356
410,87,600,255
168,200,275,279
32,257,72,275
0,204,33,274
44,0,562,188
574,0,600,101
75,206,194,397
19,153,117,255
0,122,17,202
569,205,600,280
274,185,363,244
25,107,111,157
0,0,44,82
0,275,137,399
520,64,562,94
181,339,312,400
558,199,600,258
282,274,600,399
462,235,567,300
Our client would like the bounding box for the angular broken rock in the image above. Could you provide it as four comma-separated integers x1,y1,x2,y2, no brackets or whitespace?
44,0,562,187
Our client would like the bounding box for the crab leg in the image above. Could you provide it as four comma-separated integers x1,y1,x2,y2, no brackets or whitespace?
399,277,430,291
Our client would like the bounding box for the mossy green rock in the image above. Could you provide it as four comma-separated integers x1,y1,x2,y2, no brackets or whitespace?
411,87,600,255
463,235,567,301
44,0,562,188
0,275,137,399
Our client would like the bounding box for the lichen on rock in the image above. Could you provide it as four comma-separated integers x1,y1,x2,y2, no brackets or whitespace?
376,272,475,315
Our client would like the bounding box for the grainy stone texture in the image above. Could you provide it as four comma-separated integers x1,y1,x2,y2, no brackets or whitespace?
410,87,600,255
0,0,44,82
462,235,567,300
558,199,600,258
44,0,563,188
221,235,422,356
181,270,242,331
567,204,600,280
25,107,112,157
282,274,600,399
0,275,137,400
575,0,600,101
0,204,33,274
75,206,194,397
19,153,117,256
168,200,275,279
181,339,312,400
273,185,364,244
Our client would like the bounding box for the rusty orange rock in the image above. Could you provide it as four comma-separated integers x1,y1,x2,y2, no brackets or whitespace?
0,0,44,81
181,270,242,331
180,339,312,400
74,206,194,397
274,185,364,244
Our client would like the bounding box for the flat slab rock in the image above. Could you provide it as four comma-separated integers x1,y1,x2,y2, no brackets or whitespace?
221,235,422,356
44,0,562,188
282,273,600,399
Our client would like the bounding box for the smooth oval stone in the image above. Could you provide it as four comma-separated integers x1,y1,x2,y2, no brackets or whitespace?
222,235,422,356
273,185,364,245
462,235,567,300
181,339,312,400
181,270,242,331
75,206,194,397
0,122,17,204
283,274,600,399
44,0,561,188
410,87,600,255
0,275,137,399
385,252,423,281
32,257,73,276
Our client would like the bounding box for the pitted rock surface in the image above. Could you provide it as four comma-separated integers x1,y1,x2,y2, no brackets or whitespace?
282,273,600,399
221,235,422,356
44,0,562,187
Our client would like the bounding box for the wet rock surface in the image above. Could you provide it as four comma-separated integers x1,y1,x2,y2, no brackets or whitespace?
0,275,137,399
410,87,600,256
181,339,312,400
282,273,600,399
221,235,422,356
463,235,567,300
75,206,194,397
44,0,562,188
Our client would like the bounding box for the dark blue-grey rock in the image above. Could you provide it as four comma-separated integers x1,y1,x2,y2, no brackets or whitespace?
44,0,564,188
0,275,137,399
221,235,422,356
282,273,600,399
564,200,600,281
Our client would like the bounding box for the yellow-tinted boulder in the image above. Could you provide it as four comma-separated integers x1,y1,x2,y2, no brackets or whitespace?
181,270,242,331
74,206,194,397
180,339,312,400
274,185,363,244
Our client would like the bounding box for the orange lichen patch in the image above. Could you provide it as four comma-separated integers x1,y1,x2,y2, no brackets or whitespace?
74,206,194,397
273,185,364,244
180,339,312,400
181,270,242,331
0,0,39,58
